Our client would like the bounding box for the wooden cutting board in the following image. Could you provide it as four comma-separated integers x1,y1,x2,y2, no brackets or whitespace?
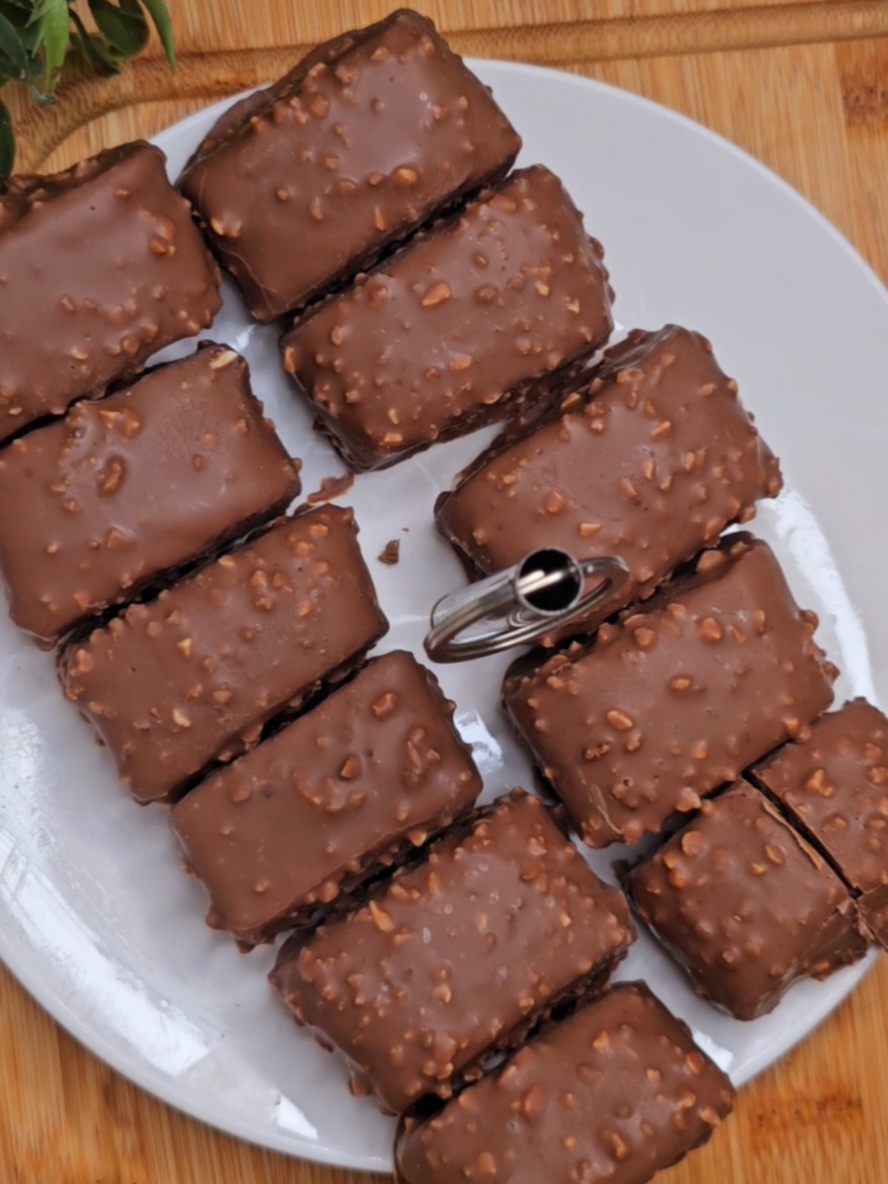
3,2,888,1181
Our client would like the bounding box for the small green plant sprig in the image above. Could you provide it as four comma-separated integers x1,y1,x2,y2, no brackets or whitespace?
0,0,175,181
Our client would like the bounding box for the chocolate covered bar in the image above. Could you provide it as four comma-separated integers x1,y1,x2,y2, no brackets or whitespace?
753,699,888,950
271,790,634,1113
179,10,521,322
0,345,300,645
0,142,221,442
627,781,867,1020
58,507,387,804
171,650,482,947
281,166,614,470
396,981,734,1184
436,325,782,635
504,535,836,847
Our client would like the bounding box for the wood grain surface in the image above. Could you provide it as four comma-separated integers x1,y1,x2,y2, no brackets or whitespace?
3,2,888,1182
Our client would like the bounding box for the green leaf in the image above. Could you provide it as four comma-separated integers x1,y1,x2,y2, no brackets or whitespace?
0,0,32,22
138,0,174,68
0,11,28,81
29,0,70,93
70,9,123,74
0,3,37,57
0,6,38,57
0,98,14,183
88,0,148,59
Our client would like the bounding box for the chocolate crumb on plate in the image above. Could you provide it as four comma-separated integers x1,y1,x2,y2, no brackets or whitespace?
378,539,401,566
171,650,482,947
395,981,735,1184
436,324,781,639
179,9,521,322
281,165,614,471
627,780,868,1020
0,141,221,443
58,506,388,804
0,344,300,646
504,534,837,847
752,698,888,950
305,472,355,505
271,789,634,1113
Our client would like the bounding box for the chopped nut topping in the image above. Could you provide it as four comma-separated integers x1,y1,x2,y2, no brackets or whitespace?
372,692,398,718
421,281,452,308
368,900,394,932
340,755,361,780
634,628,656,651
697,617,723,643
98,459,125,496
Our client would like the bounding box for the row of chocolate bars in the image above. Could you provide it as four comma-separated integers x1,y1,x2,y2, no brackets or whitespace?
0,8,885,1184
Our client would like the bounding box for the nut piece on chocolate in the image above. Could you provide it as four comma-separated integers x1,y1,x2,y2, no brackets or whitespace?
271,789,635,1113
436,325,782,637
504,535,837,847
179,9,521,322
395,981,735,1184
0,345,300,646
627,781,867,1021
0,142,221,443
58,507,388,804
281,165,614,471
753,698,888,950
171,650,482,947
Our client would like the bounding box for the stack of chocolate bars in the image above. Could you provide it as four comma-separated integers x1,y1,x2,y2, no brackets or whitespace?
0,8,884,1183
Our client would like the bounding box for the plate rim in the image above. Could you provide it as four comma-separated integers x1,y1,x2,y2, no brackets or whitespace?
0,57,885,1172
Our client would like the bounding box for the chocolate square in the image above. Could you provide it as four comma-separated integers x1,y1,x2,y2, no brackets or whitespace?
271,790,634,1113
58,507,387,804
0,142,221,441
436,325,781,636
0,344,300,645
627,781,867,1020
179,10,521,321
171,650,482,947
504,535,836,847
395,982,734,1184
281,166,614,470
753,698,888,950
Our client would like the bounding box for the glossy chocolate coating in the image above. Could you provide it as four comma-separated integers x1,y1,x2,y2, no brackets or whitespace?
436,325,782,636
396,982,735,1184
179,9,521,322
0,142,221,442
171,650,482,947
271,790,635,1113
281,166,614,470
504,536,837,847
0,345,300,645
753,698,888,950
627,781,867,1020
183,29,364,167
58,507,388,804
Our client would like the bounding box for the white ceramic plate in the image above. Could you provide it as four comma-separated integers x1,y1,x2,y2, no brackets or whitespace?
0,60,885,1174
